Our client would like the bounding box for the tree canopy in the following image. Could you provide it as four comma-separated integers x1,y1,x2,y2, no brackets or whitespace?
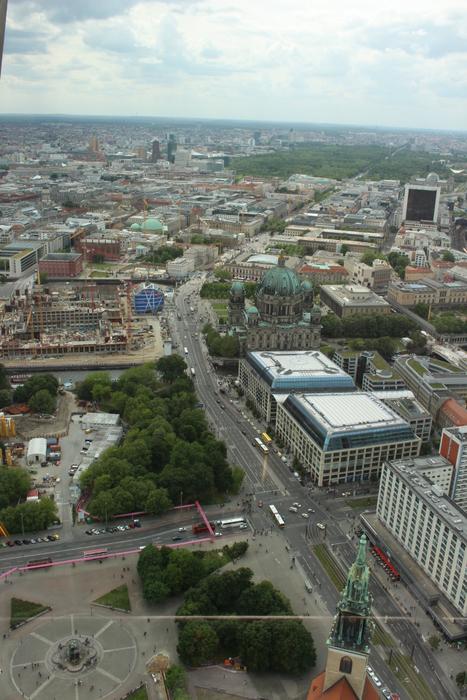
79,362,235,517
321,311,415,339
176,567,316,673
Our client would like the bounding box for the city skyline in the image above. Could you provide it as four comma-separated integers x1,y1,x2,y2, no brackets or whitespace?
2,0,467,131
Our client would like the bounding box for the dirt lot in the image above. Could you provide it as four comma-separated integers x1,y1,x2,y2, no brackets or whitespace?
15,391,77,440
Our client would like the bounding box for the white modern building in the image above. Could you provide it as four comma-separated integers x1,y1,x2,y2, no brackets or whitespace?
440,426,467,511
275,392,420,486
377,459,467,617
238,350,355,425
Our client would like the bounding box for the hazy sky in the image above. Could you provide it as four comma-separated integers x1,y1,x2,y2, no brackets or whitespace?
2,0,467,130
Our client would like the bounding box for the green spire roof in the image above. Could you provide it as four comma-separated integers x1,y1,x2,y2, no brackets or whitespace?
328,534,374,653
257,263,302,297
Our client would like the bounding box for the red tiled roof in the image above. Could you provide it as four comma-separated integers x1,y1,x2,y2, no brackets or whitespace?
440,399,467,427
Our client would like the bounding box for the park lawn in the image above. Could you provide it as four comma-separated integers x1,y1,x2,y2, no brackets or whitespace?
125,687,148,700
94,584,131,612
211,301,228,318
90,270,110,278
345,497,378,510
10,597,49,628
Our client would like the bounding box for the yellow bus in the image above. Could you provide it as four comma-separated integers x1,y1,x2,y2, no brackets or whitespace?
261,432,272,444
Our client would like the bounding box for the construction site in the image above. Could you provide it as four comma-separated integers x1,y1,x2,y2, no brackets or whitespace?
0,279,164,362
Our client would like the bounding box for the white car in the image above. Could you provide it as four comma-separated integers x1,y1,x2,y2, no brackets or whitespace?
293,502,301,508
301,512,309,519
316,522,326,530
373,677,382,688
215,532,223,537
178,527,186,532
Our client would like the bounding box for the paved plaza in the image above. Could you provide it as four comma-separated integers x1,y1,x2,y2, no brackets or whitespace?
0,533,333,700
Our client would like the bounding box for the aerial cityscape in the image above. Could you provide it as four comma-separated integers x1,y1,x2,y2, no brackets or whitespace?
0,1,466,700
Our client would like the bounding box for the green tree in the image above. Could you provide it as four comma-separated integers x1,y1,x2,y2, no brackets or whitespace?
268,619,316,673
156,355,187,383
442,250,455,262
29,389,56,415
214,268,232,280
13,374,58,403
76,372,112,401
456,671,466,687
145,488,171,515
237,580,292,616
0,388,12,407
428,635,440,651
340,244,350,255
177,621,219,666
239,621,272,671
222,541,249,561
143,578,170,604
0,467,31,509
414,302,429,320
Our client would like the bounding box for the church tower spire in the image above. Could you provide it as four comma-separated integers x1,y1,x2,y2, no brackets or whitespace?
321,534,374,698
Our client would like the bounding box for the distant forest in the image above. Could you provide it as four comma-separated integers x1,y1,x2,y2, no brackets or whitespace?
233,144,452,183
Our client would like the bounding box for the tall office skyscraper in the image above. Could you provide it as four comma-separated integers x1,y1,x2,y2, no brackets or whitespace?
151,139,161,163
0,0,7,77
167,133,177,164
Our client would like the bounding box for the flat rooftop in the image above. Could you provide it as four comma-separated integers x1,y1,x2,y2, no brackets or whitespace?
321,284,390,308
283,392,416,450
389,459,466,541
246,350,355,391
42,252,82,261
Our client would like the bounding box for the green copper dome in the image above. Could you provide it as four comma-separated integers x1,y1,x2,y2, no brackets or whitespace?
130,222,142,231
230,280,245,296
142,217,163,232
301,279,313,291
258,261,302,297
246,305,259,314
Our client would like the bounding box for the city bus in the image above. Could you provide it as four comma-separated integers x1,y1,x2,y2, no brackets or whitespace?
261,432,272,445
82,547,108,560
184,347,188,355
269,504,285,528
254,437,269,454
220,517,247,529
190,367,196,377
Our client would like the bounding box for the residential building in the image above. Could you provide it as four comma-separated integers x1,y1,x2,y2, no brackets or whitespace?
373,391,432,443
275,392,420,486
394,355,467,415
343,256,392,294
75,236,121,262
439,426,467,511
377,459,467,619
38,252,83,278
320,284,391,318
360,351,406,392
166,255,195,279
437,398,467,430
297,261,348,285
332,349,361,383
238,350,355,424
404,266,435,282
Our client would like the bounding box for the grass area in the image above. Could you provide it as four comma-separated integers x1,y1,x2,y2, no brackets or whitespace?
10,597,49,628
211,301,228,319
124,687,148,700
90,270,110,278
94,584,131,612
312,544,346,590
408,358,427,376
345,496,378,510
